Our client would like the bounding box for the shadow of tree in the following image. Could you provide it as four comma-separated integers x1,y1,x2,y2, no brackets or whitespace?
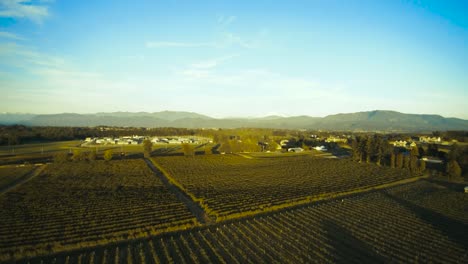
423,178,467,192
382,191,468,249
323,219,386,263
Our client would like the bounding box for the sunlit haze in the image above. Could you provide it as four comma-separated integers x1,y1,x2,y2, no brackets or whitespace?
1,0,467,118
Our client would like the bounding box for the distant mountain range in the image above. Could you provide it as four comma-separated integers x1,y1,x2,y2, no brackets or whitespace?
1,110,467,132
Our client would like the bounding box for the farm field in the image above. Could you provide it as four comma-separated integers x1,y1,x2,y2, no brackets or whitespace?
0,165,35,190
19,180,468,263
0,160,196,261
155,155,413,219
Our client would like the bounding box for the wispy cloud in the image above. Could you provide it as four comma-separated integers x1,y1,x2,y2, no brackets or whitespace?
145,41,215,48
217,15,236,26
0,42,65,69
0,0,52,23
0,31,26,40
146,33,256,50
191,54,239,69
223,32,253,48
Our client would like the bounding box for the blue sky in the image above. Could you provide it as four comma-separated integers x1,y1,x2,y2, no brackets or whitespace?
0,0,467,118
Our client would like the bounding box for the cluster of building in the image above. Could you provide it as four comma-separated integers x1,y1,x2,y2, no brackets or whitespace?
419,136,442,143
83,136,210,146
392,140,418,148
392,136,455,148
324,136,348,143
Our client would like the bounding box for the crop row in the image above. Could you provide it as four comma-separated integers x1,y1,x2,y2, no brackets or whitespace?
0,160,197,261
155,155,412,218
20,181,467,263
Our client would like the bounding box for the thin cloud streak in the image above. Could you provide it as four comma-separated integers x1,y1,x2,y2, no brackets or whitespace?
0,0,51,23
190,54,239,69
0,31,26,40
146,30,258,49
217,15,237,26
145,41,215,48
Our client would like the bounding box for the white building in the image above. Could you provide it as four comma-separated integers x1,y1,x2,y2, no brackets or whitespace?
288,147,304,152
314,146,327,151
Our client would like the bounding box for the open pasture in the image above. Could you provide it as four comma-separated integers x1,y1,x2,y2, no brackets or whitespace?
0,160,196,261
155,155,413,219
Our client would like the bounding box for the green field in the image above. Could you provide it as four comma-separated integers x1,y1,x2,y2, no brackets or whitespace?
0,160,196,261
0,165,35,190
0,140,199,165
155,155,413,219
16,181,468,264
0,147,466,263
0,141,82,157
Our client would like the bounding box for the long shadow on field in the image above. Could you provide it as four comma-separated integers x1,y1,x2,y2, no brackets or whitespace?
422,178,467,193
382,191,468,249
323,220,385,264
151,146,183,157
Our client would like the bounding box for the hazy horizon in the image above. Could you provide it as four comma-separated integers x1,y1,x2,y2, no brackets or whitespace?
1,1,467,119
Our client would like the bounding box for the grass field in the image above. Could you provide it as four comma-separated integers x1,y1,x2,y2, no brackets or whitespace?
155,154,413,219
17,180,467,263
0,141,82,157
0,140,201,165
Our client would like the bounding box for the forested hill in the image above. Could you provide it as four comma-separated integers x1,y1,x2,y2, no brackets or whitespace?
1,110,467,132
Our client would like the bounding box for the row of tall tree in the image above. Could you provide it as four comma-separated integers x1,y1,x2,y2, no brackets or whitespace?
351,134,466,178
53,149,114,163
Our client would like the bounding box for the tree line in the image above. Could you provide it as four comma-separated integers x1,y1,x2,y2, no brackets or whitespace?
351,134,466,178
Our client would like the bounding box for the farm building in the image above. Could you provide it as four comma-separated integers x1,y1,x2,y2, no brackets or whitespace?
288,147,304,153
314,146,327,151
464,186,468,193
421,156,443,164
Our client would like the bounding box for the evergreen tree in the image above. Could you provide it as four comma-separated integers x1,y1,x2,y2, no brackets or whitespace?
366,136,373,163
182,143,195,157
87,151,97,162
390,152,396,168
419,160,426,173
446,160,462,178
396,153,404,169
351,139,360,162
204,144,212,155
104,149,113,161
143,139,153,158
410,146,419,173
403,155,410,169
72,149,86,162
54,152,69,163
